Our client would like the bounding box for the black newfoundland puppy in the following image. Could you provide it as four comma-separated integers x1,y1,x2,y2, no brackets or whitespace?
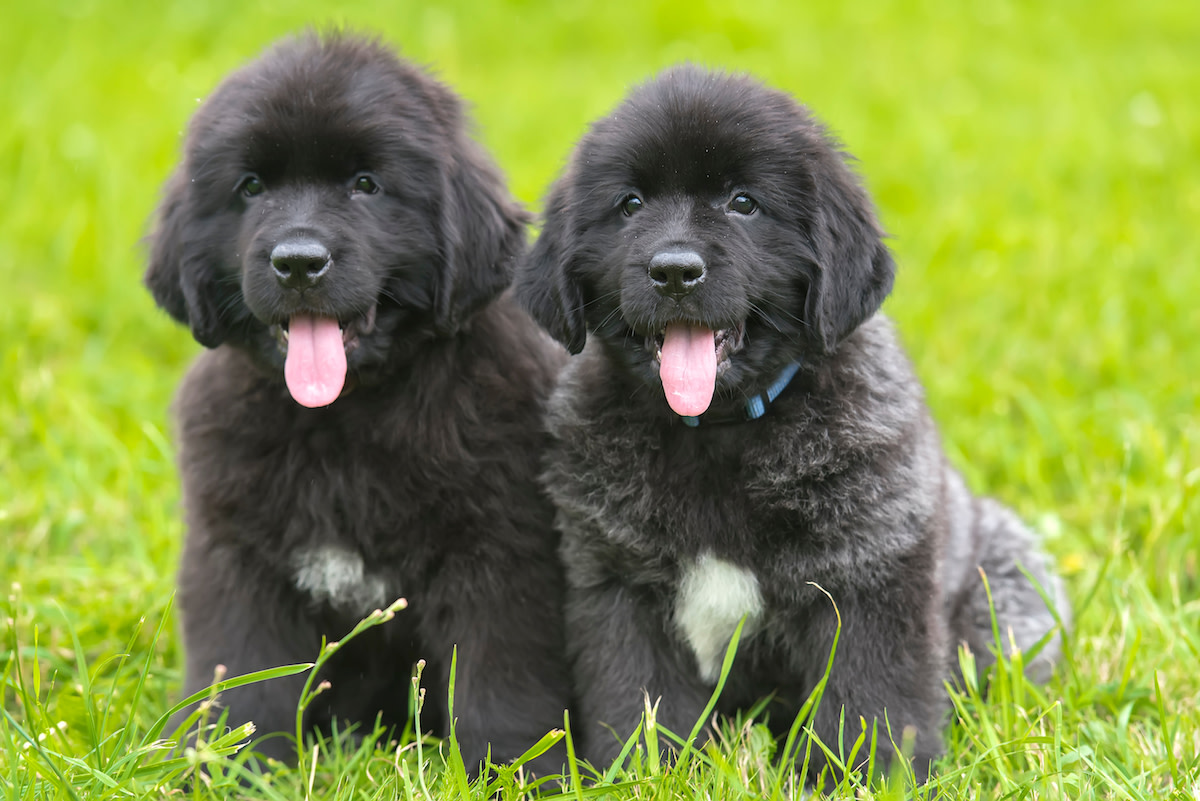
515,66,1067,781
145,33,569,773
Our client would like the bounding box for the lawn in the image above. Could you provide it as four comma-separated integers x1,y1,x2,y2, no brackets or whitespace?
2,0,1197,798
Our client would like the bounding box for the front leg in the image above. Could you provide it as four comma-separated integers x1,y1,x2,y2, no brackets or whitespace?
785,577,948,785
174,537,322,765
418,538,573,777
567,573,713,768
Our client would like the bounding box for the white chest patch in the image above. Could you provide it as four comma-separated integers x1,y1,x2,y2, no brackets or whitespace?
674,553,765,683
292,544,388,615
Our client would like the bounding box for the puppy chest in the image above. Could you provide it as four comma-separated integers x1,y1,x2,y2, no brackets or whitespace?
673,553,765,683
291,544,391,616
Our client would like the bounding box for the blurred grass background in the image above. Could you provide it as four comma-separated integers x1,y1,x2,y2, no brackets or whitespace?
1,0,1197,797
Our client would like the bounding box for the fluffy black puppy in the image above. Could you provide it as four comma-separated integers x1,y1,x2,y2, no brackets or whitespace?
145,32,570,773
516,66,1067,782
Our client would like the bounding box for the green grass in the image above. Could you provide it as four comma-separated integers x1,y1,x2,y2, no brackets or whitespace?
2,0,1197,797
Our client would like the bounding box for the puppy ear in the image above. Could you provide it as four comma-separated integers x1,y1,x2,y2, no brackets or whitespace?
514,181,587,354
433,135,529,335
804,166,896,353
144,172,229,348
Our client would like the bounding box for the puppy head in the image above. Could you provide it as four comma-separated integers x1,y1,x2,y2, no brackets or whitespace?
146,31,526,406
516,66,894,416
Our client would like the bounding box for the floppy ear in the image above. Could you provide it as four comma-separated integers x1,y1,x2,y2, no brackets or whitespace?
513,180,587,354
144,171,230,348
433,135,529,335
803,165,896,353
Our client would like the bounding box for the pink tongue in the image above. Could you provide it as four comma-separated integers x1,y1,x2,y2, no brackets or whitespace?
659,322,717,417
284,314,346,408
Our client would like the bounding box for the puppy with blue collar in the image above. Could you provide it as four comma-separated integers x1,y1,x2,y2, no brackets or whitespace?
516,65,1068,784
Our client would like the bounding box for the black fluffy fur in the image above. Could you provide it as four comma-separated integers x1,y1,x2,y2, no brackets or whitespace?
145,32,570,773
515,66,1067,783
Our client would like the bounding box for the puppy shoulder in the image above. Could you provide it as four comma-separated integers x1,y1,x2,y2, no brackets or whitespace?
174,347,271,428
485,292,570,387
837,314,923,400
543,343,628,429
810,313,930,439
447,296,568,426
743,314,938,495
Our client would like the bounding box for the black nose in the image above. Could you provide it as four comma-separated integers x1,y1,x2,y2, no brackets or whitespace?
649,250,706,300
271,241,331,290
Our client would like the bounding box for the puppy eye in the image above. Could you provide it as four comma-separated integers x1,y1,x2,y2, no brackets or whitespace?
621,195,643,217
729,194,758,215
238,174,265,198
353,174,380,194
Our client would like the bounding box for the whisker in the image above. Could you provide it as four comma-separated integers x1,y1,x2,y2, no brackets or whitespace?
595,305,629,333
754,297,807,327
580,287,622,310
215,291,248,323
747,302,785,333
375,287,405,307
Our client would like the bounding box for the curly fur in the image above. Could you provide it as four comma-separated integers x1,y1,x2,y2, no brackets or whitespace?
515,65,1068,782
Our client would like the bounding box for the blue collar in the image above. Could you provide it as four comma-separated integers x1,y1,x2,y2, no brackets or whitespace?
680,361,802,427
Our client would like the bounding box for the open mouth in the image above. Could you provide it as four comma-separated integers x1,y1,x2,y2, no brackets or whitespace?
271,303,377,355
649,321,745,417
268,303,378,408
650,323,745,372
